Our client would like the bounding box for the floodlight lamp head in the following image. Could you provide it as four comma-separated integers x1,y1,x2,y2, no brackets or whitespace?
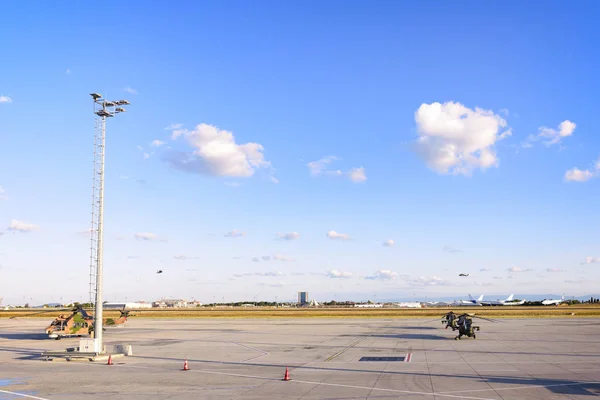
115,107,126,113
90,93,102,101
116,100,130,105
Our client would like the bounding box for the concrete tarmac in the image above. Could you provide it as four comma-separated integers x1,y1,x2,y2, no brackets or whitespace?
1,317,599,399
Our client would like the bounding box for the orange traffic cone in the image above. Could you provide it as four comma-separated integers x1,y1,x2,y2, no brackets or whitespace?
182,358,189,371
283,366,290,381
107,355,113,365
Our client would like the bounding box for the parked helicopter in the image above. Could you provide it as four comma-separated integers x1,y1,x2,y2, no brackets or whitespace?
441,311,496,340
10,304,133,339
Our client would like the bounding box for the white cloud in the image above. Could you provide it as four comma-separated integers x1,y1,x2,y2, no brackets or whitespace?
365,269,398,280
480,268,490,272
413,101,510,176
582,256,600,265
124,86,138,95
143,152,153,159
277,232,300,241
507,266,533,272
134,232,157,241
348,167,367,183
273,253,294,262
165,123,271,178
66,68,71,74
442,246,461,253
0,96,12,104
546,268,564,273
564,155,600,183
327,230,350,240
308,156,339,176
565,279,585,284
499,108,509,117
270,176,280,184
7,219,40,233
537,120,576,146
564,168,594,182
410,276,446,286
327,269,353,278
382,239,394,247
150,140,165,147
308,156,365,183
0,186,6,201
225,229,245,238
225,182,240,187
165,123,183,131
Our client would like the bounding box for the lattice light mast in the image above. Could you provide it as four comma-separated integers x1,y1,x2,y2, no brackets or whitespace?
89,93,129,352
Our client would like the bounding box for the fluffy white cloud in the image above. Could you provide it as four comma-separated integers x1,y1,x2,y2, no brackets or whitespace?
414,101,510,176
124,86,138,95
165,123,183,131
564,156,600,183
143,152,153,159
0,96,12,104
327,269,353,278
382,239,394,247
537,120,576,146
411,276,446,286
134,232,157,241
546,268,564,273
234,271,285,278
442,246,461,253
151,140,165,147
348,167,367,183
273,253,294,262
327,230,350,240
277,232,300,240
307,156,365,182
507,266,533,272
365,269,398,280
165,123,271,178
582,256,600,265
308,156,340,176
225,229,245,238
564,168,594,182
7,219,40,232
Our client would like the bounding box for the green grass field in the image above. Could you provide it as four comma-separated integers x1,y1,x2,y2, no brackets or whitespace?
3,305,600,319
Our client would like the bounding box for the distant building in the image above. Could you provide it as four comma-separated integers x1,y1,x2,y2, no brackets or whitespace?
152,299,201,308
354,303,384,308
298,291,309,305
104,302,153,309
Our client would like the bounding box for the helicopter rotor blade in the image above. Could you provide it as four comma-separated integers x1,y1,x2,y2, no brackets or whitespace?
9,308,73,319
467,314,499,323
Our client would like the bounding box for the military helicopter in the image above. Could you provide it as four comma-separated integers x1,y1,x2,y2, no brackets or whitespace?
459,273,469,277
441,312,496,340
11,304,133,339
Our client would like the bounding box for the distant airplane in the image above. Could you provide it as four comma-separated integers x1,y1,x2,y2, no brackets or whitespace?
458,294,483,306
480,294,525,306
542,295,564,305
459,273,469,276
156,270,163,274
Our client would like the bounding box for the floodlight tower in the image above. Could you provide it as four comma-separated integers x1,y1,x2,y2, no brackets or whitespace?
89,93,129,352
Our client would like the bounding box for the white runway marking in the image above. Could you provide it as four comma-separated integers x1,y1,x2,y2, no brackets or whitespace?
0,389,50,400
79,362,497,400
439,380,600,394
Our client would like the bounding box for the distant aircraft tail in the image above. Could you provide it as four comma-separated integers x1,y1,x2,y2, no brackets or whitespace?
505,294,514,301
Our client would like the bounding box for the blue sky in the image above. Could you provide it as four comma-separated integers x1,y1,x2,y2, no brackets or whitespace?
1,1,599,305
